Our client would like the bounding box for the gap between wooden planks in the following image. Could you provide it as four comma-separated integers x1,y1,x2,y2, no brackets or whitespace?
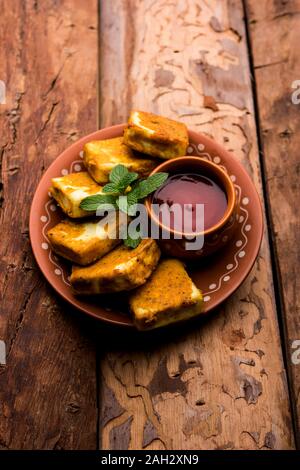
0,0,99,449
98,0,295,450
245,0,300,447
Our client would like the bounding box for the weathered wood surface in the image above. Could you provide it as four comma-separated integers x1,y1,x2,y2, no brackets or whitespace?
99,0,294,449
0,0,297,450
246,0,300,446
0,0,99,449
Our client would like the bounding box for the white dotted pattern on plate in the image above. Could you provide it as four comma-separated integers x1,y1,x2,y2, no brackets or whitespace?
186,143,250,302
40,158,84,286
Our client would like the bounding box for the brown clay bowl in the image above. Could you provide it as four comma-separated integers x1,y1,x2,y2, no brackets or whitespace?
146,157,240,259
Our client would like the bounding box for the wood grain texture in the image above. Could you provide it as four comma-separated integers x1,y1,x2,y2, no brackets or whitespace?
0,0,98,449
245,0,300,445
99,0,294,449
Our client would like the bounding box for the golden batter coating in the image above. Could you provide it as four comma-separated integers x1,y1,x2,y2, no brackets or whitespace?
83,137,157,183
47,214,126,265
123,110,189,159
49,171,103,218
70,238,161,294
129,259,203,330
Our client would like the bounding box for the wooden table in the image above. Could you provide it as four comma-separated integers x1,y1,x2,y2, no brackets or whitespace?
0,0,299,450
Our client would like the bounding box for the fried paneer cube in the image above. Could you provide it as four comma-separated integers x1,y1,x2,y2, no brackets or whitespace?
49,171,103,218
123,110,189,159
129,259,203,330
47,214,127,265
83,137,157,183
70,239,161,294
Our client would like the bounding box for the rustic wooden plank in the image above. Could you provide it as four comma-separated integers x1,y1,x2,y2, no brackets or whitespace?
245,0,300,446
0,0,98,449
98,0,294,449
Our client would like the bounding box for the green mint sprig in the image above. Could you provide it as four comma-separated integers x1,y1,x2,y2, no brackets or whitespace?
79,164,168,248
79,194,118,211
102,164,139,193
124,229,142,249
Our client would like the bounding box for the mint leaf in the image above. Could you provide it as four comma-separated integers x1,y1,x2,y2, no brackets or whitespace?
80,194,117,211
116,192,140,215
96,203,118,213
109,164,129,185
103,172,138,194
102,183,120,193
108,165,138,192
124,234,141,249
135,172,168,199
116,195,129,214
118,171,139,191
127,203,139,217
125,224,142,248
130,179,141,190
126,189,139,206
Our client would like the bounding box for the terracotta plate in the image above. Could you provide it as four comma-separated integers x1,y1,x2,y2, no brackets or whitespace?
30,124,263,327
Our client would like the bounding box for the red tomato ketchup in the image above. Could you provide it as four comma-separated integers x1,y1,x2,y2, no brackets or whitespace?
152,173,228,233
